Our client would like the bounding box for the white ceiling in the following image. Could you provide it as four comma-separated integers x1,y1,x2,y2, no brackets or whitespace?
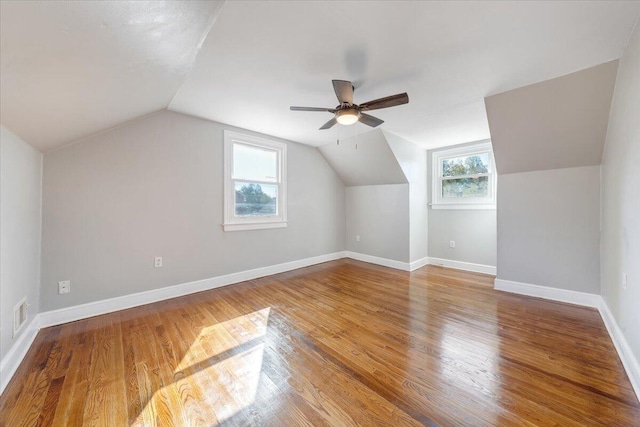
0,1,223,152
1,1,639,151
169,1,640,149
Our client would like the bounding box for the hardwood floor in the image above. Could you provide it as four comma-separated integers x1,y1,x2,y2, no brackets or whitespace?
1,260,639,426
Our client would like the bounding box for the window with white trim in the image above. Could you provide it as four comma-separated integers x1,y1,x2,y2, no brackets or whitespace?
224,131,287,231
431,141,496,209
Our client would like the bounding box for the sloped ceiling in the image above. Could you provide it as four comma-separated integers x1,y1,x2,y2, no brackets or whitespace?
168,1,640,149
1,1,639,152
0,1,224,151
318,130,408,186
485,61,619,175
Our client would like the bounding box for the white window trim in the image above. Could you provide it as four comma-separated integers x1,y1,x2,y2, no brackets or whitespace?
431,140,496,210
223,130,287,231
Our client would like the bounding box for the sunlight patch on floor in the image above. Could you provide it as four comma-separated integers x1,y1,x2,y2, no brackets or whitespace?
132,307,271,426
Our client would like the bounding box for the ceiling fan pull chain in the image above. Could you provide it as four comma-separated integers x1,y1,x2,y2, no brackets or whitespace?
355,122,358,150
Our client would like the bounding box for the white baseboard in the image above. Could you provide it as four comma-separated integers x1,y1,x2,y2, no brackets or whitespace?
494,278,639,403
345,251,410,271
345,252,430,272
409,257,429,271
38,251,347,329
0,316,40,393
1,251,347,394
4,254,638,404
494,278,601,307
598,298,640,401
428,257,496,275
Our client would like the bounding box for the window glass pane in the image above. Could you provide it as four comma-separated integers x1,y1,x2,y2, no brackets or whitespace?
234,182,278,216
233,143,278,182
442,153,489,177
442,176,489,198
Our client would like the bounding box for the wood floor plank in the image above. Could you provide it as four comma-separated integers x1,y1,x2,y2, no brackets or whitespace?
1,260,639,426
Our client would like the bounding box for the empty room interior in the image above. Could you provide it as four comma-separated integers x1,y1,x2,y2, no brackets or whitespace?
2,1,640,425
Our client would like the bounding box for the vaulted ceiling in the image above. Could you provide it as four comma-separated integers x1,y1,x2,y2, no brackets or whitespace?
2,1,639,152
0,1,224,151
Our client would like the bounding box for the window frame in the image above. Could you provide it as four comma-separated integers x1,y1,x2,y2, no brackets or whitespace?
431,140,496,210
223,130,287,231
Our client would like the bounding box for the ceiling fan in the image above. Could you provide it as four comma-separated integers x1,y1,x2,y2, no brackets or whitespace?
290,80,409,130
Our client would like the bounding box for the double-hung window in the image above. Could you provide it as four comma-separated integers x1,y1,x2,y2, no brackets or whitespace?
431,140,496,209
224,131,287,231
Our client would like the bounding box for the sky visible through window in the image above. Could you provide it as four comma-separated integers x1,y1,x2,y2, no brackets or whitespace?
233,143,278,197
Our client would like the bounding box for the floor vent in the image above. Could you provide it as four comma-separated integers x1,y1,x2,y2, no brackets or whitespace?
13,298,28,337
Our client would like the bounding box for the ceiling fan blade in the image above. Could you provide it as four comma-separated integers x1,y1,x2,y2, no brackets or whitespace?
359,93,409,111
290,106,336,112
332,80,354,104
359,113,384,128
319,117,338,130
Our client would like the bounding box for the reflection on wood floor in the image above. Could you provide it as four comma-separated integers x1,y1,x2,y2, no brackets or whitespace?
1,259,639,426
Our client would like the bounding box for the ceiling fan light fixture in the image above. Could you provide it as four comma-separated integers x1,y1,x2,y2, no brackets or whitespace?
335,108,361,125
290,80,407,130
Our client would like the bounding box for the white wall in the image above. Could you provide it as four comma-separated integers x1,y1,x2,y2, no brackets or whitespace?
601,21,640,367
497,166,601,293
0,126,42,361
427,144,497,267
385,131,428,263
346,184,410,262
40,111,345,311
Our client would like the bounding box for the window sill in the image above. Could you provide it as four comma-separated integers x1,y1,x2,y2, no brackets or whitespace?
223,221,288,232
430,204,496,210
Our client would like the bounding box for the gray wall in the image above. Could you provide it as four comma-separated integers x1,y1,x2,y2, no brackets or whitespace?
41,111,345,311
427,144,497,267
324,129,426,264
601,22,640,365
0,126,42,360
385,131,428,262
346,184,410,262
428,209,497,266
497,166,601,293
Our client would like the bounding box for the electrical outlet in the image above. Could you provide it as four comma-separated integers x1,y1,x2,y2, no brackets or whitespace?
58,280,71,294
154,257,163,268
356,235,360,242
13,298,28,337
622,272,627,290
449,240,456,248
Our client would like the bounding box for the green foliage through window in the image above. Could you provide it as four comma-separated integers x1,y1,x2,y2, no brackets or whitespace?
442,154,489,177
235,183,277,216
442,176,489,198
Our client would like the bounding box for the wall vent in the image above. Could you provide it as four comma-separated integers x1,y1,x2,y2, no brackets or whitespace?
13,298,28,337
